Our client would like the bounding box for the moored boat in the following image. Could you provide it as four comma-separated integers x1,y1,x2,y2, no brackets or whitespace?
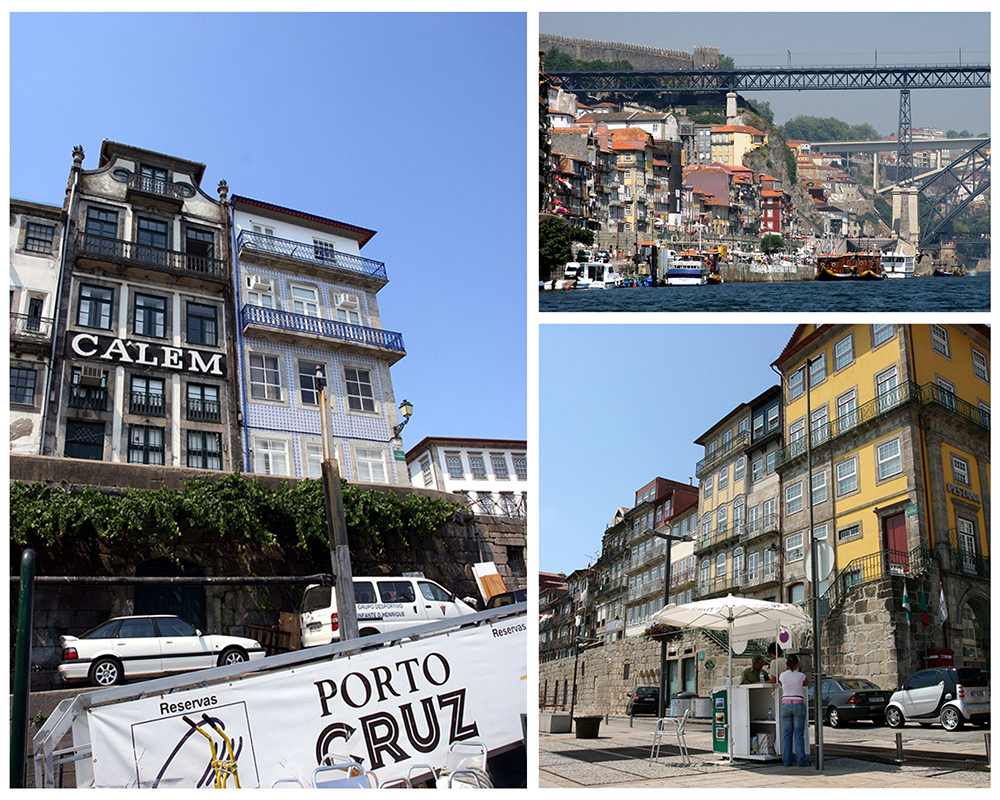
667,249,707,286
815,252,884,281
933,267,965,277
882,250,915,279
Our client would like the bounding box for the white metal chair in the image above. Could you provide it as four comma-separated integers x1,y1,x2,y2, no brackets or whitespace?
649,708,691,765
406,740,493,789
312,760,378,788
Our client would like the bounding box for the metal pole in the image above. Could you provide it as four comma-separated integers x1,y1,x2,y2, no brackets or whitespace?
570,639,580,724
10,549,36,788
658,535,673,719
317,367,358,642
806,356,824,770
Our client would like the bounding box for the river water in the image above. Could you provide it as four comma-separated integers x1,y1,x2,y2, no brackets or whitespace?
539,273,990,313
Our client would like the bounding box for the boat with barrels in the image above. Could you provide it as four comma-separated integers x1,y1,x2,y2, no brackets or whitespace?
815,252,884,281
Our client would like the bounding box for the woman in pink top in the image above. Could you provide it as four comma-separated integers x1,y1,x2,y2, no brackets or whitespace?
778,654,810,767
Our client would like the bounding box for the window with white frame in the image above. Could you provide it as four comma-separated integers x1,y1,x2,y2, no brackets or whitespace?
781,480,803,516
334,293,362,326
491,455,509,479
765,451,776,474
951,454,970,486
733,546,744,581
305,441,324,479
254,439,288,475
701,516,711,545
753,413,765,439
297,360,325,406
344,367,376,412
785,533,804,563
313,238,337,263
249,353,282,401
930,325,950,357
356,448,387,483
766,405,779,431
717,505,728,531
788,367,805,400
245,274,276,308
738,416,749,436
876,438,902,480
715,552,726,578
876,366,899,411
469,454,487,479
751,458,763,482
836,456,859,496
734,456,746,480
789,418,805,446
732,496,745,530
252,223,275,237
838,523,862,543
811,405,829,444
291,285,320,317
936,376,957,410
512,455,527,481
420,457,433,487
837,388,858,430
871,323,895,347
813,523,828,541
704,476,713,497
812,471,827,504
446,453,464,479
717,465,729,490
809,352,827,385
972,348,989,382
834,332,854,371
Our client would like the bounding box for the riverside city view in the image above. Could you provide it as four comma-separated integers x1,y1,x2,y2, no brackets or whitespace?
538,23,990,312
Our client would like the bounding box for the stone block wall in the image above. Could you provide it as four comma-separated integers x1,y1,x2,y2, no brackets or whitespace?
538,632,737,716
540,34,694,71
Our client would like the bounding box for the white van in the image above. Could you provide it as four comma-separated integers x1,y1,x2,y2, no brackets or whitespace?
299,577,478,648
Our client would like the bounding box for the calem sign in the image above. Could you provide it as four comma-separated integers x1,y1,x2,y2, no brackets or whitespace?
67,333,226,377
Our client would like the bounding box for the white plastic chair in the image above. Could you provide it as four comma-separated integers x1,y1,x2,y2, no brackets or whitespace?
312,760,378,788
649,708,691,765
269,777,306,788
406,741,493,789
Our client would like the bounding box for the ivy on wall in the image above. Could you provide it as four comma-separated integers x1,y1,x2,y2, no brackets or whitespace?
9,473,461,565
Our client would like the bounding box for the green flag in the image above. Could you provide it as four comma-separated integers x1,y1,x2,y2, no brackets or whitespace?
902,582,911,624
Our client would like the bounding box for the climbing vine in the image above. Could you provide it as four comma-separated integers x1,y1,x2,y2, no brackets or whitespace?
9,473,462,563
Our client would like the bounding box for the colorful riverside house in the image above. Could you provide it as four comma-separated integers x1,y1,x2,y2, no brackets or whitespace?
229,195,409,485
693,387,783,604
773,324,990,682
709,124,767,168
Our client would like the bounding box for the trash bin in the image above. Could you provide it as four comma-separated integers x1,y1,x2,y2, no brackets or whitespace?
670,691,697,718
574,716,603,739
693,697,713,719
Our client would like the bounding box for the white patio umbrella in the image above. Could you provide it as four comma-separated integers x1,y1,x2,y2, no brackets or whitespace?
652,595,811,763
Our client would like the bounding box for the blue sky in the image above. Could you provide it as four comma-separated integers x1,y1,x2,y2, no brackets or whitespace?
10,12,527,446
540,324,795,574
541,12,990,136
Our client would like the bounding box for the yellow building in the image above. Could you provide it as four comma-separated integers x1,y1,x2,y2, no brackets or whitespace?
612,132,653,237
773,324,989,681
709,125,767,167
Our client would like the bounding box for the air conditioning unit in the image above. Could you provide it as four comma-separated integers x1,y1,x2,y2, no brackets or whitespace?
247,275,271,292
335,293,359,309
79,365,104,386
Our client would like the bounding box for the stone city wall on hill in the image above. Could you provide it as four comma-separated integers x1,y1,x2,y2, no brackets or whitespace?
541,34,717,71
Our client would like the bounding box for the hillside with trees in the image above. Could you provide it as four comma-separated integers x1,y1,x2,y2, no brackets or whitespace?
780,115,882,142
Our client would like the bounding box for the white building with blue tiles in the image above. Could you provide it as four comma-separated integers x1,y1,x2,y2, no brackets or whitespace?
229,195,409,485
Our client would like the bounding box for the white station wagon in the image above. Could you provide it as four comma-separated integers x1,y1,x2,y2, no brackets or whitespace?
59,615,266,687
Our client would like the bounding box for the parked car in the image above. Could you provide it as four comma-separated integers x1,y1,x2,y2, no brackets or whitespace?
807,677,889,727
626,686,660,716
59,615,265,688
486,589,527,609
885,667,990,731
299,577,478,647
597,250,612,263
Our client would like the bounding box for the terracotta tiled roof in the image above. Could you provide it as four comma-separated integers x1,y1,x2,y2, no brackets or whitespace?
761,189,783,197
613,141,649,151
712,125,766,136
611,127,653,142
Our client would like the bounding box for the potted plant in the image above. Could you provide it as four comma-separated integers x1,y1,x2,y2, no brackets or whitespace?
644,621,679,642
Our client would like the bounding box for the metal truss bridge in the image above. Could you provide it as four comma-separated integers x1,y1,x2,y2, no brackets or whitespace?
548,64,990,94
917,139,991,244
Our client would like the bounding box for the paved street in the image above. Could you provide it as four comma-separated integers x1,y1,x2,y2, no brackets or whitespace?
540,716,990,788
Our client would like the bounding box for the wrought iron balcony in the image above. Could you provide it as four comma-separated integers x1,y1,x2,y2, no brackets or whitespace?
595,576,625,597
130,392,166,417
237,230,388,282
738,564,779,589
740,512,780,543
76,233,227,281
241,304,405,360
186,398,221,423
696,431,750,477
10,313,54,344
68,387,107,411
693,573,740,600
126,173,187,204
939,528,990,580
694,522,742,552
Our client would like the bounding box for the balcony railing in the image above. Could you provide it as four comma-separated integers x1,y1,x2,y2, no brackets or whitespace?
130,392,166,417
595,576,625,597
186,398,221,423
241,304,405,354
696,431,750,477
455,490,526,519
10,313,54,342
127,173,187,203
776,381,989,470
693,573,741,599
629,541,666,570
68,388,107,410
237,230,388,281
820,548,911,617
695,522,743,552
76,233,227,279
740,512,780,543
738,563,779,589
940,528,990,580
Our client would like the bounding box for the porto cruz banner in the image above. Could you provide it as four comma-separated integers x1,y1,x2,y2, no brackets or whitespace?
66,332,227,377
83,614,527,788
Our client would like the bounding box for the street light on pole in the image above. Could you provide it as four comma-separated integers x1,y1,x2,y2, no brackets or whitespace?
649,528,695,718
804,354,825,770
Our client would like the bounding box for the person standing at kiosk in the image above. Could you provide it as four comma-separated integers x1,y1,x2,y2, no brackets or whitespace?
779,654,810,767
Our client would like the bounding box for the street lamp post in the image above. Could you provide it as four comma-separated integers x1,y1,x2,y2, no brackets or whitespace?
804,355,825,770
650,528,695,718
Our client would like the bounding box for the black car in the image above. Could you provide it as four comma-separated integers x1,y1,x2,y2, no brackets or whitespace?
626,686,660,716
807,677,889,727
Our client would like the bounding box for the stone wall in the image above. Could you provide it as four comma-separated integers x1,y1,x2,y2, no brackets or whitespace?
540,34,694,71
538,632,738,716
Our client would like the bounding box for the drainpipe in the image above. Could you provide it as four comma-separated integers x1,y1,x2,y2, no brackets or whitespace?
38,146,83,456
229,201,251,471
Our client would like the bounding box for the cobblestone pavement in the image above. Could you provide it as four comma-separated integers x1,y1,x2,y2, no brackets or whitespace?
540,717,991,788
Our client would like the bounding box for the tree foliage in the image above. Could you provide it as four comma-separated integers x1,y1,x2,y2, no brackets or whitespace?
540,218,593,280
542,48,634,72
717,54,736,70
760,234,785,254
749,99,774,124
946,129,972,138
780,115,881,142
9,473,461,566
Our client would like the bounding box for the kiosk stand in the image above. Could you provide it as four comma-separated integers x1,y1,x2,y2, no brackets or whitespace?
731,684,811,761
